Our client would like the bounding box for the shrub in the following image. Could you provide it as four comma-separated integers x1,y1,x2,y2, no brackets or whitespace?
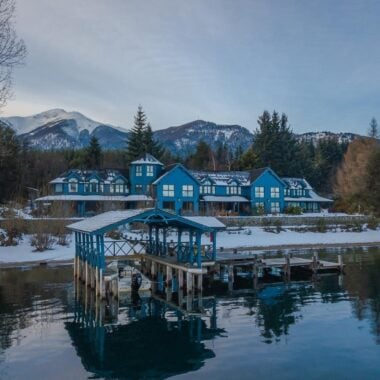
0,217,25,246
284,205,303,215
274,219,283,233
30,232,55,252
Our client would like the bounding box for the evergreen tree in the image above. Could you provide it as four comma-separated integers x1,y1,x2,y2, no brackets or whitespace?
366,147,380,214
187,141,212,170
252,110,301,176
125,105,148,163
368,117,379,139
84,136,103,169
143,123,164,159
0,122,22,201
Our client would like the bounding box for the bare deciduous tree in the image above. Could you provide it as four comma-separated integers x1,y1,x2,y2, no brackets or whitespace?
0,0,26,109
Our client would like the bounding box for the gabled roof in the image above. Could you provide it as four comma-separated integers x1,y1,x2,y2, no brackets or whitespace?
249,167,286,186
67,208,225,234
282,177,313,190
49,169,128,185
131,153,163,166
153,164,200,185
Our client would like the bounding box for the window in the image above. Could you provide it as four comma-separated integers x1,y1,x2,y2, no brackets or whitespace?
90,179,99,193
182,185,194,197
271,187,280,198
146,165,154,177
227,182,240,195
163,184,174,197
271,202,280,213
201,185,215,194
255,202,264,213
55,183,63,193
68,179,78,193
136,165,142,177
255,186,264,198
135,184,143,194
114,179,124,193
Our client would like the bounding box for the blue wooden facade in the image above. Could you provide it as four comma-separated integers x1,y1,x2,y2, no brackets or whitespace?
39,154,331,216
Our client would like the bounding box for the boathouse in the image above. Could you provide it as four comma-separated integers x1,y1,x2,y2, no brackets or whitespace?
67,208,225,297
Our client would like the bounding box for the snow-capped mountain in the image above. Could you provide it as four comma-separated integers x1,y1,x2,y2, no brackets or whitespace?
154,120,254,157
2,109,129,150
295,131,360,146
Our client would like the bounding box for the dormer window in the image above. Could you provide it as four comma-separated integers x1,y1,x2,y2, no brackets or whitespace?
227,183,240,195
147,165,154,177
114,179,124,193
136,165,142,177
68,179,78,193
90,179,99,193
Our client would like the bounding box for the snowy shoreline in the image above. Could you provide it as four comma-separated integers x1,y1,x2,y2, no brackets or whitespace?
1,227,380,267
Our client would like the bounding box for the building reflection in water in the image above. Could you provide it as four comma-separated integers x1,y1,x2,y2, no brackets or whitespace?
65,281,225,379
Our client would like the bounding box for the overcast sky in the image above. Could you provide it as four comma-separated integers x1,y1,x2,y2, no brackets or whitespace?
3,0,380,133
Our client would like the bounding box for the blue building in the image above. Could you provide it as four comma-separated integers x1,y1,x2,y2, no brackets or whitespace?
37,154,331,216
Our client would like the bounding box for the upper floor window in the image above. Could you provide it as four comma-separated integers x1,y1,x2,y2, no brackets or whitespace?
114,179,124,193
271,187,280,198
136,165,142,177
227,185,240,195
255,186,264,198
68,179,78,193
182,185,194,197
201,185,215,194
163,184,174,197
89,179,99,193
55,183,63,193
146,165,154,177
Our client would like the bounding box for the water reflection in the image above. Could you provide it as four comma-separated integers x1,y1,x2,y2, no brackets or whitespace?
67,282,224,379
1,249,380,378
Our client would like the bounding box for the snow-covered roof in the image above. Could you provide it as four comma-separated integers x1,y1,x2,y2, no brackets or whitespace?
36,195,152,202
131,153,163,166
49,169,127,184
191,170,251,186
282,177,313,190
67,208,225,233
202,195,250,203
285,190,332,203
67,209,145,233
184,217,225,228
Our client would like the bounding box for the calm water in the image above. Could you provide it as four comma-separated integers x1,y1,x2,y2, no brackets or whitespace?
1,248,380,379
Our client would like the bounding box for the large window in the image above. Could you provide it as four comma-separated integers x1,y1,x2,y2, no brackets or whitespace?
136,165,142,177
271,187,280,198
163,184,174,197
227,184,240,195
146,165,154,177
271,202,280,213
182,185,194,197
255,186,264,198
55,183,63,193
68,179,78,193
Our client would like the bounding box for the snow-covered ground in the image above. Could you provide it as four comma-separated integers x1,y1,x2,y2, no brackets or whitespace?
1,227,380,265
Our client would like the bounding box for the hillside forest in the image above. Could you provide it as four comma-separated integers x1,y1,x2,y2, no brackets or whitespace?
0,107,379,215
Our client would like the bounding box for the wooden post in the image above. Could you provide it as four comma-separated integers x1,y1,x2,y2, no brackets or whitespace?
338,254,343,272
197,274,203,293
166,265,172,286
312,252,318,274
178,269,184,289
196,232,202,268
284,254,291,281
186,271,193,294
228,265,234,291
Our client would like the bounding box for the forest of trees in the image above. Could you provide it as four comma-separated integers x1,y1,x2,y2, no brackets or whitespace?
0,107,379,215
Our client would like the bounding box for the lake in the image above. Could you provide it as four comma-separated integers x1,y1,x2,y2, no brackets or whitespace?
1,247,380,379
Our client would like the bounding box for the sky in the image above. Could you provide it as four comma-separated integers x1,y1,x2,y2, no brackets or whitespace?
3,0,380,134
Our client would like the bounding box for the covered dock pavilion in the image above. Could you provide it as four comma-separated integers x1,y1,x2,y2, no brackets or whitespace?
67,208,226,297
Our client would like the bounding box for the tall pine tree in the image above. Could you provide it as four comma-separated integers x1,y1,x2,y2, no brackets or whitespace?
84,136,103,169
